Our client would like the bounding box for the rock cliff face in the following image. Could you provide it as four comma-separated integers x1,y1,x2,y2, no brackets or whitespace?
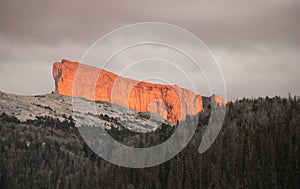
53,59,225,123
213,94,228,105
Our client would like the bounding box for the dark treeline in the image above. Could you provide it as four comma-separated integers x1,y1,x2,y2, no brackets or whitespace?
0,96,299,188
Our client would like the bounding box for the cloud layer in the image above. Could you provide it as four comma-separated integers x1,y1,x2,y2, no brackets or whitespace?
0,0,299,100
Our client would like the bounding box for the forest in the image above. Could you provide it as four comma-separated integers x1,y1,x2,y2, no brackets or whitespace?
0,95,299,188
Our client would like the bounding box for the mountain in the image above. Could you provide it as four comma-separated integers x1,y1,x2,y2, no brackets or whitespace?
2,59,298,188
53,59,227,124
0,59,226,132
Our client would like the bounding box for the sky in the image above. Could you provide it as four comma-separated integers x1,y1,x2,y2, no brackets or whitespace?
0,0,299,100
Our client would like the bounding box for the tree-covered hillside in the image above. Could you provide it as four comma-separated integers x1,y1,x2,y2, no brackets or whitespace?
0,96,299,189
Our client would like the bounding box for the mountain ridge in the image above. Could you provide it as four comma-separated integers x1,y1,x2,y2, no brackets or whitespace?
53,59,227,124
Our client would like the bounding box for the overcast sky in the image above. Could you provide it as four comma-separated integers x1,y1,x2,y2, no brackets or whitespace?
0,0,299,100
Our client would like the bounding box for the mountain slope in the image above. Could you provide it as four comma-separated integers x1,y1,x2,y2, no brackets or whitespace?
0,91,173,133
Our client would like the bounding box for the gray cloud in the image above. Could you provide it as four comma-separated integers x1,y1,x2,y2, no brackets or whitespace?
0,0,299,100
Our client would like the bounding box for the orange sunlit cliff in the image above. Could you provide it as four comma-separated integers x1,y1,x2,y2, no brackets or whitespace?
53,59,226,123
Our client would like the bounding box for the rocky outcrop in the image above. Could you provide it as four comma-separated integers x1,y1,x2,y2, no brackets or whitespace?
213,94,228,106
53,59,225,123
